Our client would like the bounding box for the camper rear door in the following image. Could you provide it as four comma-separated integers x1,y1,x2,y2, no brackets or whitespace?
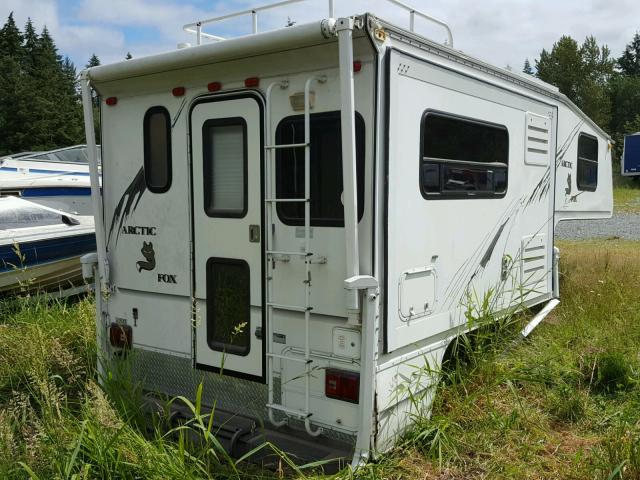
190,94,264,381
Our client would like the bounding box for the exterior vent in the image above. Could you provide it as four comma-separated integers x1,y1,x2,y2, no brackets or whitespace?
525,112,551,166
520,234,547,290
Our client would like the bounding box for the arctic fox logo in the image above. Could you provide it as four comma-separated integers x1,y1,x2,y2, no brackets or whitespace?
136,241,156,272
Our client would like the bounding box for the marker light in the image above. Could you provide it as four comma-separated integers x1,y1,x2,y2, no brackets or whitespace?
109,323,132,349
105,97,118,106
353,60,362,72
172,86,186,97
244,77,260,88
207,82,222,92
325,368,360,403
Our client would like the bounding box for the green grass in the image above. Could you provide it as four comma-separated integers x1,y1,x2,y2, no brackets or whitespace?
1,240,640,479
613,175,640,213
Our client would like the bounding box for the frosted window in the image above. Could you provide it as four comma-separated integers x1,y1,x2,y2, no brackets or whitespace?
203,120,246,217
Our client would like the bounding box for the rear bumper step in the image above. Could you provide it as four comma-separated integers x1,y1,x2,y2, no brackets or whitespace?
141,394,354,472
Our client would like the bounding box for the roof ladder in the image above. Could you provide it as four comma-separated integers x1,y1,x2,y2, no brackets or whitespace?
264,75,326,437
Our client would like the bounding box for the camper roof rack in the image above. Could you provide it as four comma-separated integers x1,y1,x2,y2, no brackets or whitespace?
182,0,453,47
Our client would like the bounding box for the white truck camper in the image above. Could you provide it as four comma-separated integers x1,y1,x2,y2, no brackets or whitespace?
80,0,613,468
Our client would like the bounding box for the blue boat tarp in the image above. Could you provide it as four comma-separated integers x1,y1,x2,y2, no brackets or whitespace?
622,133,640,176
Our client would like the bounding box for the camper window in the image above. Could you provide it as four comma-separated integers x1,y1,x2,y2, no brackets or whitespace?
143,106,172,193
202,118,247,217
275,111,365,227
577,133,598,191
419,112,508,198
206,258,251,356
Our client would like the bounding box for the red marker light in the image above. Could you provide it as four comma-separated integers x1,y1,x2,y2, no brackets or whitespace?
353,60,362,73
207,81,222,92
172,86,186,97
105,97,118,106
244,77,260,88
109,323,132,349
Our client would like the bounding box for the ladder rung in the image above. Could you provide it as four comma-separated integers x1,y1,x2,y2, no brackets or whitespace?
266,302,312,312
267,250,312,257
264,143,308,150
265,198,309,203
267,353,311,363
267,403,312,419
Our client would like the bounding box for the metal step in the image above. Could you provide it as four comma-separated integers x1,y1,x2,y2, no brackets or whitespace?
265,198,309,203
266,403,312,419
266,352,312,363
266,302,311,312
266,250,312,257
264,142,308,149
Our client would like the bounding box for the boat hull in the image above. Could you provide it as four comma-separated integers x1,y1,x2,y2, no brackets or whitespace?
0,233,97,296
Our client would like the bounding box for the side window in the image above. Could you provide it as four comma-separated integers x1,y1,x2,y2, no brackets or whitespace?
419,112,509,199
577,133,598,191
275,111,365,227
202,118,247,217
143,106,172,193
206,258,250,356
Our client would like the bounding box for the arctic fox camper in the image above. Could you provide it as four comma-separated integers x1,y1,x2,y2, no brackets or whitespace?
80,0,613,466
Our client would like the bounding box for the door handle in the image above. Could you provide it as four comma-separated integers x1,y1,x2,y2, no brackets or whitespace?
249,224,260,243
254,326,263,340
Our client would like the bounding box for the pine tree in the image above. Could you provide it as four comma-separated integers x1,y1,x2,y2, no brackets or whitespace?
618,32,640,76
0,12,22,58
535,35,613,128
86,53,100,68
523,58,534,75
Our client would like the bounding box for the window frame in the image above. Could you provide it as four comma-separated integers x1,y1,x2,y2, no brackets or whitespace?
143,106,172,193
202,117,248,218
274,110,366,227
576,132,598,192
419,110,509,200
205,257,251,357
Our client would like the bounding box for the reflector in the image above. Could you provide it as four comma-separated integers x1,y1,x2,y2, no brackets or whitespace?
105,97,117,106
172,86,186,97
353,60,362,72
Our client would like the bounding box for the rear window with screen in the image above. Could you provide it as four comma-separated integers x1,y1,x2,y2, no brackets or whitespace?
275,111,365,226
420,112,509,198
143,106,172,193
577,133,598,191
202,118,247,217
206,258,250,356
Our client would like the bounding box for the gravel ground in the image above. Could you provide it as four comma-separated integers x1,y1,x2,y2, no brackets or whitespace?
555,212,640,240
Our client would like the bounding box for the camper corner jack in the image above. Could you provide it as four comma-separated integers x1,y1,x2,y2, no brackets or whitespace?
345,275,379,468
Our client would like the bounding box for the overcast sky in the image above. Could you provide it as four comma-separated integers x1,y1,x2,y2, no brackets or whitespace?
2,0,639,71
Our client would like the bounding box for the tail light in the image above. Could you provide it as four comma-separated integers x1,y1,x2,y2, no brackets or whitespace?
325,368,359,404
109,323,132,349
172,86,186,97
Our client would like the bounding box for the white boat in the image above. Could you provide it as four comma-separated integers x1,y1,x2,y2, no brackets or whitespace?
0,196,96,296
0,145,100,215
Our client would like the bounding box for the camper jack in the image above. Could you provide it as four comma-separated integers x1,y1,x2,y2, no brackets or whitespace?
80,0,613,467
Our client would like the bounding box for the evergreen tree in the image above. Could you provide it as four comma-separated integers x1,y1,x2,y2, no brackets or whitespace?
0,12,22,58
0,16,84,155
535,35,614,128
86,53,100,68
523,58,533,75
0,14,29,155
618,32,640,76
